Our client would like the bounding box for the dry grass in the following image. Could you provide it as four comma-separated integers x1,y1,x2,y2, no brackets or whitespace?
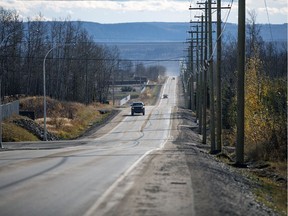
5,85,161,142
254,174,287,216
139,85,161,105
17,97,113,140
259,162,287,215
2,120,39,142
219,130,287,215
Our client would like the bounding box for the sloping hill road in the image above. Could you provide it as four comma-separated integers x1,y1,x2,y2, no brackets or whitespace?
0,77,276,216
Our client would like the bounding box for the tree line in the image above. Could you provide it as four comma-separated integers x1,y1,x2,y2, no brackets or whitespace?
221,11,287,161
0,7,166,105
0,8,120,104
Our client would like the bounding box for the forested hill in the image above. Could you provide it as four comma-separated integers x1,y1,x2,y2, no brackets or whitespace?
80,22,287,43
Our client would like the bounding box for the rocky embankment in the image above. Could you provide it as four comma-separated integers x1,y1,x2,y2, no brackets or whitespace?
13,118,59,141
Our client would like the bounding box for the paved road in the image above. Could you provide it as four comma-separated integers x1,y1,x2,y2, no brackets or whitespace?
0,77,177,216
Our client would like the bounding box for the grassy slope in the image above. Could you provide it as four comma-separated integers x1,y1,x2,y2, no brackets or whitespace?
3,120,39,142
3,97,113,141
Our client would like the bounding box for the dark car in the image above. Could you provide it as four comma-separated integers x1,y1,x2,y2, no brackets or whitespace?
131,102,145,116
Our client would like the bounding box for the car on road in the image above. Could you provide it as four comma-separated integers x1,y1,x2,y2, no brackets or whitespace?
131,102,145,116
163,94,168,99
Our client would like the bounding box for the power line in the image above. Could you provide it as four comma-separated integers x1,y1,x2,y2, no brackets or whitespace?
210,0,234,61
2,55,183,62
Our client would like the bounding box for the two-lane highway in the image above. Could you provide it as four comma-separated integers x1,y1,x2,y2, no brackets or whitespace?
0,76,177,216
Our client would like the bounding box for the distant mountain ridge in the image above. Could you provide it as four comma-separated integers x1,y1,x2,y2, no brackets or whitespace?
78,22,286,74
81,22,189,42
80,22,287,43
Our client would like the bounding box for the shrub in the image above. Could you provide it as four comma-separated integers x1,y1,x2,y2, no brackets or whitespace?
244,56,287,161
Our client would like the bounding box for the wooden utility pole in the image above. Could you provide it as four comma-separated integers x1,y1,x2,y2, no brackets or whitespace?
190,1,228,146
196,25,200,125
236,0,246,164
199,15,204,135
202,2,208,144
216,0,222,152
208,0,215,152
189,37,195,111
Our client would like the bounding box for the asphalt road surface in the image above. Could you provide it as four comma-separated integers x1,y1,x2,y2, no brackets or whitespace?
0,77,177,216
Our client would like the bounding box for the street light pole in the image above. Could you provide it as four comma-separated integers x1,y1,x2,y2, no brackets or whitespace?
43,43,75,141
43,45,64,141
43,46,56,141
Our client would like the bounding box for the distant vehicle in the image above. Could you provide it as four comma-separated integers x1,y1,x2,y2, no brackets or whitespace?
131,102,145,116
163,94,168,99
172,77,175,80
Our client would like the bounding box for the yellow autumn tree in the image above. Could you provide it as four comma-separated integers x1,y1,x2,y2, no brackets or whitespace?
245,56,272,160
244,55,286,160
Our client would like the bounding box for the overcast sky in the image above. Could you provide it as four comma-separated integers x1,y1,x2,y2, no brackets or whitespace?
0,0,287,24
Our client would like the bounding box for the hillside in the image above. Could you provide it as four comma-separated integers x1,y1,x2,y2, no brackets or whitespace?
81,22,189,42
81,22,287,43
22,21,286,75
79,22,287,75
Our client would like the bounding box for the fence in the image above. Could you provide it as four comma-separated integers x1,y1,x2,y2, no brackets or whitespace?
1,100,19,120
119,95,131,106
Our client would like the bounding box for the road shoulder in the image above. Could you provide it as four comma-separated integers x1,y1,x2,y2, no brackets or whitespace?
97,105,195,216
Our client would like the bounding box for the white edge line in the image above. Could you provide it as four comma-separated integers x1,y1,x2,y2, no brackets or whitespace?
83,147,156,216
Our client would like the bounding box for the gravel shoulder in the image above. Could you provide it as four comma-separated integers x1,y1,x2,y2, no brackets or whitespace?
95,80,278,216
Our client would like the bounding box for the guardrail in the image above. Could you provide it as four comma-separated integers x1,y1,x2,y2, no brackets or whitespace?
119,95,131,106
1,100,19,120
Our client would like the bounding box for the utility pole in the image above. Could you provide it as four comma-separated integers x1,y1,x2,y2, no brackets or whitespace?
208,0,215,152
187,32,196,112
196,25,200,125
186,45,192,110
202,2,208,144
236,0,246,165
190,37,195,111
190,1,230,150
189,23,202,131
190,1,215,144
187,45,193,110
183,53,189,109
216,0,222,152
199,15,204,136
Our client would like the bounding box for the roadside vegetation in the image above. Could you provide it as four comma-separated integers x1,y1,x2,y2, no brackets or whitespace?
219,13,287,215
3,77,164,142
182,11,286,215
139,85,162,106
3,97,113,141
3,120,39,142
